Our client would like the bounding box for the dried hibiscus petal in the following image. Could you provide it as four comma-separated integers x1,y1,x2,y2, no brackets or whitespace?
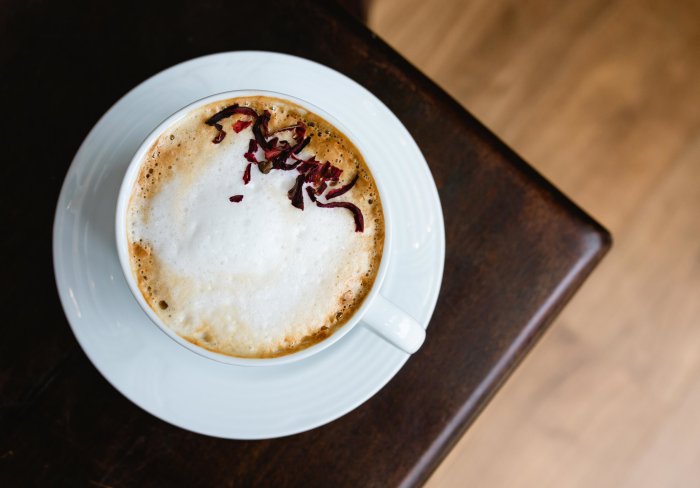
277,157,302,171
315,200,364,232
270,153,286,170
288,174,305,210
232,106,258,118
325,174,358,199
243,163,252,185
212,130,226,144
207,105,258,143
293,136,311,154
296,158,319,174
265,147,284,160
305,186,317,202
271,122,307,151
229,195,244,203
271,149,302,170
253,111,272,149
329,166,343,181
206,104,258,128
232,120,253,133
244,139,259,162
315,181,327,195
305,164,322,184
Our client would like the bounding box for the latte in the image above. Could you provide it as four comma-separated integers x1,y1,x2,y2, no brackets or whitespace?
126,96,384,358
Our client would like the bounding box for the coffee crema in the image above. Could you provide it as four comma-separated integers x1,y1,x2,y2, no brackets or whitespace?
126,96,384,358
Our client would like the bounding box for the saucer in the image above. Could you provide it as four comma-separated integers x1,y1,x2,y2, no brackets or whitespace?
53,51,445,439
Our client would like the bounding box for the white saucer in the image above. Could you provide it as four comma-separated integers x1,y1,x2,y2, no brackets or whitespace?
53,51,445,439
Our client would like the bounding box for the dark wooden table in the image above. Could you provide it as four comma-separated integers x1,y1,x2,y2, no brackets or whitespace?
0,1,610,486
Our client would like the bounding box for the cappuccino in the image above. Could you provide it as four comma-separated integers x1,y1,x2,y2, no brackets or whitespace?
126,96,384,358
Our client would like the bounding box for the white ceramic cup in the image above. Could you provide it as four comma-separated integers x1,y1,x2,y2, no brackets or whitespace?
115,90,425,366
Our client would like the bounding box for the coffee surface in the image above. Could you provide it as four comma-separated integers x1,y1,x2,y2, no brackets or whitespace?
127,96,384,358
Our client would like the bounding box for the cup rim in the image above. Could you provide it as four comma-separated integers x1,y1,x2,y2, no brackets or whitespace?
115,89,393,366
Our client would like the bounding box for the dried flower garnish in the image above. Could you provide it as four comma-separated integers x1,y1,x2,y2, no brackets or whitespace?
243,163,252,185
296,158,318,174
276,158,302,171
206,104,257,129
244,139,259,163
325,174,358,199
288,174,305,210
264,147,284,161
206,104,258,143
326,162,337,179
210,103,365,231
253,111,272,149
329,166,343,181
315,200,364,232
212,131,226,144
293,136,311,154
233,120,253,133
304,163,322,184
305,186,317,202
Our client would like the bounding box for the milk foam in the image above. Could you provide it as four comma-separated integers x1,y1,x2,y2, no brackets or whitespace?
127,99,383,357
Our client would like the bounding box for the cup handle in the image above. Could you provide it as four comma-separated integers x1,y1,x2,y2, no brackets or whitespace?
362,295,426,354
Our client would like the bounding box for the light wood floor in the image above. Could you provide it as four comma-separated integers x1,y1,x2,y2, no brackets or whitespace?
368,0,700,486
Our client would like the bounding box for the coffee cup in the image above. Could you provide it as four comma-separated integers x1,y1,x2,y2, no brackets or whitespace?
115,90,425,365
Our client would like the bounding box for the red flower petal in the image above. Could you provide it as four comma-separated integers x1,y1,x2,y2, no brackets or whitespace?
292,135,311,154
315,200,364,232
277,157,302,171
296,158,319,174
206,104,258,128
305,164,322,184
207,104,258,143
264,147,283,160
253,110,272,149
243,163,252,185
229,195,244,203
212,130,226,144
244,139,259,162
316,181,327,195
232,120,253,133
325,174,358,199
329,166,343,181
287,174,306,210
305,185,317,202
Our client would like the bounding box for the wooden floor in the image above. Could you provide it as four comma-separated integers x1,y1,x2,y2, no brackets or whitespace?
368,0,700,486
